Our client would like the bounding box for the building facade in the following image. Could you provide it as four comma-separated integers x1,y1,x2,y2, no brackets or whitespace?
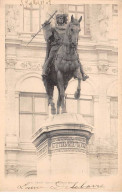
5,3,118,177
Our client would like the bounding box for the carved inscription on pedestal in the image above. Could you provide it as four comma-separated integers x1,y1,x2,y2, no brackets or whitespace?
50,136,87,153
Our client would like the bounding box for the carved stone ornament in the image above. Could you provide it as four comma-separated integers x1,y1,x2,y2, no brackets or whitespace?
5,5,20,33
6,59,17,68
97,60,109,73
112,68,117,74
97,5,109,40
5,164,18,175
16,61,42,71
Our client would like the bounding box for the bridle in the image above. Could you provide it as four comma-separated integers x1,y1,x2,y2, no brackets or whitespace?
65,23,79,49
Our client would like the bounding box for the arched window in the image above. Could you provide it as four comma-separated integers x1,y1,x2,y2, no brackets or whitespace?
16,75,48,142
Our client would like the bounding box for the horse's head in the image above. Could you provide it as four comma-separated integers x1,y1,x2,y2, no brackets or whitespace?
66,15,82,48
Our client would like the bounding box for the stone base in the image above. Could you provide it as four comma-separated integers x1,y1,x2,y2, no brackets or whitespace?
32,113,94,180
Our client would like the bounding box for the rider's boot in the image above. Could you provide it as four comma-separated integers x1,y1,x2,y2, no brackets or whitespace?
79,62,89,81
82,73,89,81
42,62,48,78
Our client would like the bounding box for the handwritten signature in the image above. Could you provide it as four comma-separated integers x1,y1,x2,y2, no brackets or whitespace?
17,181,104,190
20,0,51,7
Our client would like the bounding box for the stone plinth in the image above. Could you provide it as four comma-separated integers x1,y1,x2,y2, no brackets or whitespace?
32,113,94,180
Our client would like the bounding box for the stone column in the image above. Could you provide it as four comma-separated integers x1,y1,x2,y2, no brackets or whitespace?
93,95,99,139
15,91,20,141
5,65,19,177
32,113,93,180
5,60,18,148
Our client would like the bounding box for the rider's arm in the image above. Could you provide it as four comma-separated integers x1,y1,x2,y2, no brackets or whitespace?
43,21,53,41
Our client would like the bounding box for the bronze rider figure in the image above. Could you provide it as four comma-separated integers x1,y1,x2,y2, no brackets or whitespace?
42,14,89,81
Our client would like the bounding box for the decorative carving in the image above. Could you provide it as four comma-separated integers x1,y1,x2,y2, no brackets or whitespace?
97,60,109,73
51,148,86,153
51,136,86,143
5,5,20,33
16,61,42,71
97,5,109,40
5,164,18,175
112,68,117,73
37,140,48,157
6,59,17,68
37,145,48,158
36,136,87,157
50,136,86,153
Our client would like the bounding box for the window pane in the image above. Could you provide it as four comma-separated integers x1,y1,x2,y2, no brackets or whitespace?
34,115,48,132
32,10,39,32
66,98,77,113
20,96,32,112
69,5,76,12
77,6,84,12
24,9,30,31
80,100,92,115
20,114,32,142
35,97,47,113
110,100,118,117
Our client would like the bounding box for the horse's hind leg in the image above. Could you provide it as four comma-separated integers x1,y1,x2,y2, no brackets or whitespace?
57,88,61,114
57,71,66,113
74,78,81,99
74,68,82,99
44,79,56,115
49,85,56,115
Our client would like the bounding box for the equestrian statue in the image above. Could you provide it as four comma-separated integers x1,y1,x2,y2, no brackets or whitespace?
42,13,89,114
27,11,89,114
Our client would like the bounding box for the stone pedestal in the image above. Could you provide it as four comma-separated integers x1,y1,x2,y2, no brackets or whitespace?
32,113,93,180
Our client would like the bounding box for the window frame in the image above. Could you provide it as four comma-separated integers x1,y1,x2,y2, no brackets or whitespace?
112,4,118,16
109,96,118,145
110,96,118,119
23,4,41,32
19,92,48,142
68,4,90,36
66,94,94,125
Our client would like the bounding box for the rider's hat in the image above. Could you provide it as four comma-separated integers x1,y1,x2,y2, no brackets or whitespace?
56,14,68,24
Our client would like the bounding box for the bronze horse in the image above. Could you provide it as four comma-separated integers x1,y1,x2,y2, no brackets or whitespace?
43,15,83,114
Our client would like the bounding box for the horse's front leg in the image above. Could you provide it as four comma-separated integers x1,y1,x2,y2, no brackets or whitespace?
74,78,81,99
57,70,67,113
74,67,82,99
47,83,56,115
48,96,56,115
